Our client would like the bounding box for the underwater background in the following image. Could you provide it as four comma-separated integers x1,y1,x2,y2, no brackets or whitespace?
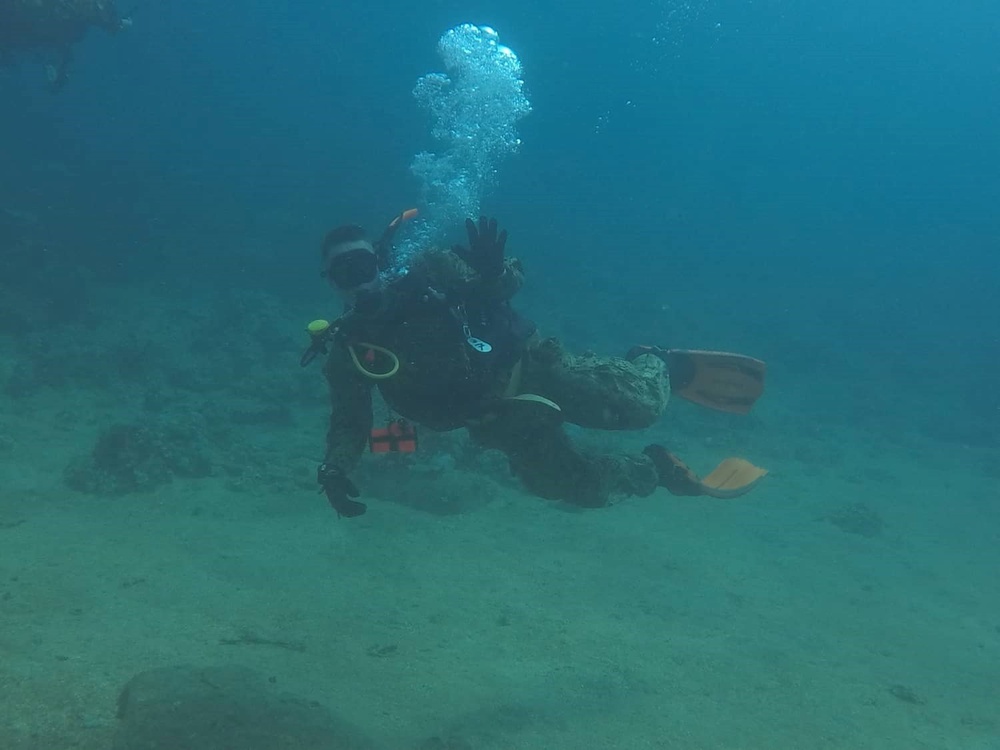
1,0,998,748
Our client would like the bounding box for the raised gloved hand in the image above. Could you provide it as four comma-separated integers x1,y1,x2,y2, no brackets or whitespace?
453,216,508,281
317,463,366,518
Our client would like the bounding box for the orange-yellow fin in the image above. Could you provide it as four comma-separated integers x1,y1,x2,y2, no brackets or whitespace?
699,458,768,498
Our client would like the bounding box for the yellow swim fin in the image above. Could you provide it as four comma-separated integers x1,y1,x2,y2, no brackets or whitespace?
644,445,767,499
665,349,766,415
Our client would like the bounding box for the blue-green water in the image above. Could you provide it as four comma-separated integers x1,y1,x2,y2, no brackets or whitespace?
1,1,998,748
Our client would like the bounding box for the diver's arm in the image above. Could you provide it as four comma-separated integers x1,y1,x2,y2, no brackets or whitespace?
484,256,524,301
319,347,373,516
416,248,524,302
322,347,373,469
450,216,522,300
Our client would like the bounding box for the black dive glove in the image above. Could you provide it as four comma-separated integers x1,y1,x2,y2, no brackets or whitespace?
453,216,508,281
317,463,366,518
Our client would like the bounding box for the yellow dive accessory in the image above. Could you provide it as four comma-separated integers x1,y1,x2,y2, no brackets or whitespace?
300,319,399,379
307,319,330,336
301,319,333,367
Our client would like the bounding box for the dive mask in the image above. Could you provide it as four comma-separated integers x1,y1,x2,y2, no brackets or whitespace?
323,247,378,290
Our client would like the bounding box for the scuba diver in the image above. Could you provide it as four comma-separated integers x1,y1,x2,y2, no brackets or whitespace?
304,213,768,518
0,0,129,90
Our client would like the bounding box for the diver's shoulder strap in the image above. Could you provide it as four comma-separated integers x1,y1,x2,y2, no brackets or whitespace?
374,207,419,267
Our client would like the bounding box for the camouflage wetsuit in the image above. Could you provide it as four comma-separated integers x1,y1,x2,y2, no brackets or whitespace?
322,248,670,507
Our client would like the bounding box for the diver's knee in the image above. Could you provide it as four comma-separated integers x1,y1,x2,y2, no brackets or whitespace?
628,404,663,430
619,378,669,429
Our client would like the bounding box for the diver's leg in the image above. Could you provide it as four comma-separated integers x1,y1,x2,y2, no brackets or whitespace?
486,336,675,505
473,340,766,503
518,337,670,429
467,397,659,508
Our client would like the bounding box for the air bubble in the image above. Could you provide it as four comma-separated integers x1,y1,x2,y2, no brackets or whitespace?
398,25,532,268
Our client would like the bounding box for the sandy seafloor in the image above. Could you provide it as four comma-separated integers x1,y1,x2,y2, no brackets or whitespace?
1,327,998,750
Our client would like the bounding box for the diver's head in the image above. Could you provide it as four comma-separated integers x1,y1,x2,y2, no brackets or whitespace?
320,224,380,303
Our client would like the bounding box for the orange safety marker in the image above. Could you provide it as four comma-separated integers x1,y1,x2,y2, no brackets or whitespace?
370,420,418,453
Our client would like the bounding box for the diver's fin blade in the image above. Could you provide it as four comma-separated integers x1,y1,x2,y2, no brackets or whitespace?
666,349,766,414
644,445,767,499
698,458,768,498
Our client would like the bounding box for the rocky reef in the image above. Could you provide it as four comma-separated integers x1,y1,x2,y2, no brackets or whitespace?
64,420,212,495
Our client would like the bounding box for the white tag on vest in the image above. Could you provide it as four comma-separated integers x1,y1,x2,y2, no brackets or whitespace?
466,336,493,353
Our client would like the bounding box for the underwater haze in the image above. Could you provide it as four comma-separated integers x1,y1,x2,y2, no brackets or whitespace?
1,0,999,748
